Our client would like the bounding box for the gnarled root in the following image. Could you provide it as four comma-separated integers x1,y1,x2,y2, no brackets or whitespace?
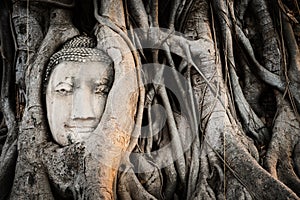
264,91,300,196
10,7,79,199
117,168,157,200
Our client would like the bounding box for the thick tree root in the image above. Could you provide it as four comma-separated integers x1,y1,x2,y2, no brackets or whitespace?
118,168,157,200
250,0,281,74
0,1,18,198
10,7,79,199
41,143,85,199
265,92,300,196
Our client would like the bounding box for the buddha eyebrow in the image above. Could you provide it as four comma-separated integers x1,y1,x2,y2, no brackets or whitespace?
95,77,111,85
55,77,74,87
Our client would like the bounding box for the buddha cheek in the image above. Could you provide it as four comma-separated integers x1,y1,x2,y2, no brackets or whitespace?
94,95,107,122
47,97,73,146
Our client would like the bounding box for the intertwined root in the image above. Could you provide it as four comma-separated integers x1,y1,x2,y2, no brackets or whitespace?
265,93,300,197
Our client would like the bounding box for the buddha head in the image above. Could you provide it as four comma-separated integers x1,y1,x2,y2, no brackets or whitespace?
44,36,114,146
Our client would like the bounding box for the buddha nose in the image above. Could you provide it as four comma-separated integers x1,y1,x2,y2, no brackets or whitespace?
71,87,95,120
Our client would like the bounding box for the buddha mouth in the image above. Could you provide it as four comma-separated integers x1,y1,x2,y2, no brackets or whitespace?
66,125,96,133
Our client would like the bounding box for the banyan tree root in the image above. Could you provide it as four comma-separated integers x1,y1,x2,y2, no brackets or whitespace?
41,143,85,199
183,0,298,198
192,55,298,199
264,91,300,196
191,142,223,200
91,23,139,199
0,1,18,199
12,1,46,90
20,0,75,8
281,11,300,113
117,151,165,199
117,167,157,200
10,7,79,199
250,0,282,74
127,0,149,34
213,0,270,145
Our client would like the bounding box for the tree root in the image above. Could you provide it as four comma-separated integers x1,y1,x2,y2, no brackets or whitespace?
294,140,300,178
163,163,178,199
186,2,297,197
204,108,299,199
158,86,186,186
20,0,75,8
41,143,85,199
234,23,287,89
238,57,265,118
264,91,300,196
250,0,281,74
117,168,157,200
0,1,23,198
168,0,181,30
93,0,146,164
10,7,79,199
191,142,218,200
213,0,270,145
0,138,17,200
127,0,149,33
228,58,270,144
130,153,163,199
280,11,300,113
235,0,251,22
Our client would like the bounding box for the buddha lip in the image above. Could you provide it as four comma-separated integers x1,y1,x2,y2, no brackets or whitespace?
67,126,95,133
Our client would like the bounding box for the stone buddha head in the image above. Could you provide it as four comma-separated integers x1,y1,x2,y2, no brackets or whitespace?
44,36,114,146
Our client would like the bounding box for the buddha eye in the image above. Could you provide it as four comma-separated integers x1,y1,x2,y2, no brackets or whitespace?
55,83,73,95
95,84,109,95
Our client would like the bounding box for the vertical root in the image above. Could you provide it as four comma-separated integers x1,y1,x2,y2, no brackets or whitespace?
158,86,186,186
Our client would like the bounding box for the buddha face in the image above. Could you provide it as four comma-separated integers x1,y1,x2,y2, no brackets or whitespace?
46,61,113,146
